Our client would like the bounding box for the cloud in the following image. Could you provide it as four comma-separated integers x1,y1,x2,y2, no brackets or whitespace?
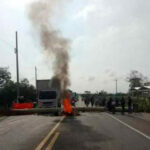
104,69,111,74
3,0,34,8
75,5,96,20
88,76,95,82
1,0,150,93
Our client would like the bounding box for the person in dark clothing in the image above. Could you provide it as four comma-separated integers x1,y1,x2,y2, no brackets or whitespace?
107,97,112,111
115,97,119,107
91,95,95,107
121,96,125,114
111,99,116,114
128,96,132,113
84,95,90,107
102,97,106,106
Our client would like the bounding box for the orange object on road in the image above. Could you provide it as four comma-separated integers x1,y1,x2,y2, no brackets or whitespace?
13,102,33,109
63,98,73,114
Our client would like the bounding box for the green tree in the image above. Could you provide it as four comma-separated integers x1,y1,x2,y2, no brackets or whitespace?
127,70,144,89
19,78,36,102
0,80,16,109
0,68,36,109
21,78,29,86
0,67,11,88
143,76,150,86
99,90,107,96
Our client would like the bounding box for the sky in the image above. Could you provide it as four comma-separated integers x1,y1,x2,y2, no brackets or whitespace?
0,0,150,93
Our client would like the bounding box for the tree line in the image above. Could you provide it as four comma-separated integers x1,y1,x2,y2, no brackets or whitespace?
127,70,150,90
0,67,36,109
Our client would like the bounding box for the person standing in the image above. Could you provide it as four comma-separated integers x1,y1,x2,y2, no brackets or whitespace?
102,97,106,106
128,96,132,113
107,97,112,111
111,99,116,114
91,95,95,107
84,96,90,107
121,96,125,114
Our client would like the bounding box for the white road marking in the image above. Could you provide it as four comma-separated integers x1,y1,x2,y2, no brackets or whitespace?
35,116,65,150
106,113,150,140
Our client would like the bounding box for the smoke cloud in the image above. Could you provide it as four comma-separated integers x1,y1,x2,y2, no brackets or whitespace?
28,0,70,92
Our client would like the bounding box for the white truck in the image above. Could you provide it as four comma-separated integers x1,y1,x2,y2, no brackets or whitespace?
36,80,61,108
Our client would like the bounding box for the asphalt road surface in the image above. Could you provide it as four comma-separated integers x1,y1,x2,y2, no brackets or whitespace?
0,113,150,150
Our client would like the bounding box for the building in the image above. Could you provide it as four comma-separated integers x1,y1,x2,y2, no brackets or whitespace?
130,86,150,96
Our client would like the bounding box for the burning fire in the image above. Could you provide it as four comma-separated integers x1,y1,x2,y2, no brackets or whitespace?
63,92,73,114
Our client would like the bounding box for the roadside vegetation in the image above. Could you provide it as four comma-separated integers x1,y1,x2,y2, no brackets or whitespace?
0,67,36,110
0,67,150,112
81,70,150,113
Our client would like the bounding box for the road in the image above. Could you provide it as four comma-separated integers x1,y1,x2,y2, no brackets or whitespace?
0,115,62,150
0,112,150,150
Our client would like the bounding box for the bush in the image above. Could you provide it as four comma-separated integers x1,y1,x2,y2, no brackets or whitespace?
132,97,150,112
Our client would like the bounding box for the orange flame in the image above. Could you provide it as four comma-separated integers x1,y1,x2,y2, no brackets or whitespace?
63,98,73,114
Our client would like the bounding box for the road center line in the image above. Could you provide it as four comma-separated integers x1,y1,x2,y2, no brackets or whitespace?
106,113,150,140
45,132,60,150
35,116,65,150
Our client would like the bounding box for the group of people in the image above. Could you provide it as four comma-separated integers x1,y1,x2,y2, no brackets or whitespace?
107,96,132,114
83,94,133,114
84,94,97,107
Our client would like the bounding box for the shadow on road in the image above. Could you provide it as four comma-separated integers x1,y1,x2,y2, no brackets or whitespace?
54,116,112,150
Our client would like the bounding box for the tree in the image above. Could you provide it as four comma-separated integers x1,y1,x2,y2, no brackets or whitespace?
0,67,11,88
143,76,150,86
19,78,36,102
0,80,17,109
0,67,36,109
99,90,107,96
144,82,150,86
21,78,29,86
127,70,144,89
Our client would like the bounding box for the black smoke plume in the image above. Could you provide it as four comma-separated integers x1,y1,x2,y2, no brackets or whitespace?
28,0,70,93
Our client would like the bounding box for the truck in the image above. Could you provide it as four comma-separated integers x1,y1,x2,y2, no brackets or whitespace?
36,80,61,108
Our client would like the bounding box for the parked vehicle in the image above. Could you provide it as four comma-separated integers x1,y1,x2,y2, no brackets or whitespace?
37,80,61,108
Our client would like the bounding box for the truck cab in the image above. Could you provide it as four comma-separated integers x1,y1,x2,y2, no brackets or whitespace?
37,80,61,108
38,89,61,108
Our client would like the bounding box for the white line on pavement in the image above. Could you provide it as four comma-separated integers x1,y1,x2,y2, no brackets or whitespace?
106,113,150,140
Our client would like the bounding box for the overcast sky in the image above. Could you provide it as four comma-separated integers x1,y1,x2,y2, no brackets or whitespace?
0,0,150,93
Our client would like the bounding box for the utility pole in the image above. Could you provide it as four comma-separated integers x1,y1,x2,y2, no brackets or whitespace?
35,66,38,101
35,66,37,89
115,79,118,94
15,31,20,102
